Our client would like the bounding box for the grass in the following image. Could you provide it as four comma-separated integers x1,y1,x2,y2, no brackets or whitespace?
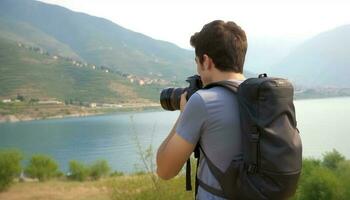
109,174,194,200
0,175,194,200
0,179,111,200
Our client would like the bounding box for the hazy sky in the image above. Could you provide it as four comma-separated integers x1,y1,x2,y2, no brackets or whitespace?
39,0,350,49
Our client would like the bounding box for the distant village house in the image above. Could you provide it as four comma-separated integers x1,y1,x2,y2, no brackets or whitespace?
38,100,63,105
2,99,11,103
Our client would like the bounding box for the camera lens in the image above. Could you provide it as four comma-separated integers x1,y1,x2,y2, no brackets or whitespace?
160,75,202,111
160,87,185,111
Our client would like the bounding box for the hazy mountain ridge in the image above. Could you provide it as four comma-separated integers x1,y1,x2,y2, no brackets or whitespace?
271,25,350,88
245,36,303,73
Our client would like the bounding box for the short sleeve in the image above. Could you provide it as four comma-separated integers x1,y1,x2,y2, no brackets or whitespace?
176,93,207,145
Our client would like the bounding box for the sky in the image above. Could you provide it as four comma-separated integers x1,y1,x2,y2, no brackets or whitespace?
39,0,350,49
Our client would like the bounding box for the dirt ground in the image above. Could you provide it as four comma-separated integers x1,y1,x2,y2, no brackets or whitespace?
0,180,111,200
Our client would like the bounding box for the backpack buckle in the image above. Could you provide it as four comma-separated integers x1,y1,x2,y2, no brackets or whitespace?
250,126,260,142
247,164,258,174
250,132,260,142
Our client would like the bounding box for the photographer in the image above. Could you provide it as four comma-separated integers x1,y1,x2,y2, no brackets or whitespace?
156,20,247,200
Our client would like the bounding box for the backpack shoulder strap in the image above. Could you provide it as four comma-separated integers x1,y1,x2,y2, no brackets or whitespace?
187,80,240,199
203,80,240,93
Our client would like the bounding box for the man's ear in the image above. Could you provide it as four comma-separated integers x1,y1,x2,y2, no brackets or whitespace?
202,54,213,71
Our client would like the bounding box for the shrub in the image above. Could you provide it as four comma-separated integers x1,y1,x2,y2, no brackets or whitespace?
89,160,110,180
301,158,321,176
55,171,64,178
336,160,350,198
0,149,22,191
25,154,59,181
298,166,345,200
110,170,124,177
322,149,345,170
68,160,90,181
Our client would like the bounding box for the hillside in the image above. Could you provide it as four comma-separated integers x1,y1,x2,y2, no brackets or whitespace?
271,25,350,88
0,0,196,81
0,37,161,104
0,18,81,60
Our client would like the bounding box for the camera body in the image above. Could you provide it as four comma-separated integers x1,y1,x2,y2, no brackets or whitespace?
160,75,203,111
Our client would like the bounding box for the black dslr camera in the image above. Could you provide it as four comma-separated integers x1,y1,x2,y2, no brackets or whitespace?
160,75,203,111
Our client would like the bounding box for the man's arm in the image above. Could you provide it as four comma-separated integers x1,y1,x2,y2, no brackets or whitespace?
156,92,196,180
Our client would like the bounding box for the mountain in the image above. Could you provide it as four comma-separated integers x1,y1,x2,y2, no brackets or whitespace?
0,37,160,104
0,0,196,80
0,0,257,108
270,25,350,88
0,0,258,80
245,36,302,73
0,17,81,60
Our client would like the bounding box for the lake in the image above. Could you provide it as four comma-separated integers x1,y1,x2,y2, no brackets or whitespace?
0,97,349,173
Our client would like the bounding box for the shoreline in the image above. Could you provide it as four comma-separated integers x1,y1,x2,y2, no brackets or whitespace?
2,95,350,124
0,103,162,123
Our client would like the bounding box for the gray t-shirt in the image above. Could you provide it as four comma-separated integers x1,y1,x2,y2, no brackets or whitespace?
176,80,244,200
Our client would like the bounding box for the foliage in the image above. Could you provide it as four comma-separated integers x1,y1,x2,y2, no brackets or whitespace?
292,149,349,200
16,94,25,101
89,160,111,180
110,174,194,200
300,158,321,179
298,167,344,200
336,160,350,198
25,154,60,181
0,149,22,191
68,159,111,181
110,170,124,177
322,149,345,170
130,115,159,191
1,146,350,200
68,160,90,181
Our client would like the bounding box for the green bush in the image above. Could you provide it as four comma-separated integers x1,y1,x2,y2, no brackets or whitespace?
0,149,22,191
322,149,345,170
336,160,350,198
301,158,321,176
68,160,90,181
89,160,110,180
25,154,59,181
292,149,349,200
298,167,344,200
110,170,124,177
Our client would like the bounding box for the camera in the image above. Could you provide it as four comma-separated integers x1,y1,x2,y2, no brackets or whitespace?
160,75,203,111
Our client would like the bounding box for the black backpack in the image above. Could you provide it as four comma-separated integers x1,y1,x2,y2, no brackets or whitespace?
185,73,302,200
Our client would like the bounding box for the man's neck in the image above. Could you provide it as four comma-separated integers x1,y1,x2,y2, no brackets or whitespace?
210,72,245,83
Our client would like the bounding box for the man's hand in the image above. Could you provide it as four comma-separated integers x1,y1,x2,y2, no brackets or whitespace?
180,91,188,113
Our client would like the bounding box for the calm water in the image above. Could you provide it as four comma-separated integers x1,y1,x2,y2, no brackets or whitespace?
0,97,349,173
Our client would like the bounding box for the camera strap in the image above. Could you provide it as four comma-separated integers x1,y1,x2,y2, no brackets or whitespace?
185,143,201,198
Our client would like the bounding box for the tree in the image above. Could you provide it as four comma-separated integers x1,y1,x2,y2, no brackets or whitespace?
0,150,22,191
336,160,350,198
322,149,345,170
68,160,89,181
299,167,344,200
25,155,59,181
89,160,110,180
16,94,25,102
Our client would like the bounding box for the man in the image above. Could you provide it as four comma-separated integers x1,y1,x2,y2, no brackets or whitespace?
156,20,247,200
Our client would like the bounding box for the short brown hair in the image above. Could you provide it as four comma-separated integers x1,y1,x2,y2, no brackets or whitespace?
190,20,247,73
